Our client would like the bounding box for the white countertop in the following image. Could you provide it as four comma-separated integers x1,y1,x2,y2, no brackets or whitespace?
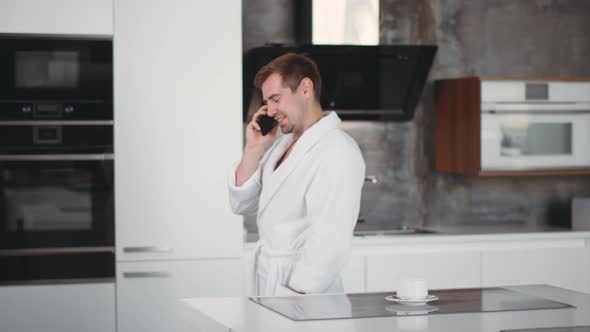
183,285,590,332
244,225,590,250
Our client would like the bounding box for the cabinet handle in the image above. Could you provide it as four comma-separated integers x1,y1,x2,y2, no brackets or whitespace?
122,246,173,253
123,272,171,279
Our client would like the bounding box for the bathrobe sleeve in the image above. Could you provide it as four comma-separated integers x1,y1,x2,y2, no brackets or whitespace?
227,160,263,216
288,143,366,294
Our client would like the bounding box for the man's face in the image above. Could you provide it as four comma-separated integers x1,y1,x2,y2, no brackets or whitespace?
261,73,306,135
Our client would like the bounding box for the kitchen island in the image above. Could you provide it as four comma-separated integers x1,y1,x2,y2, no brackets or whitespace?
183,285,590,332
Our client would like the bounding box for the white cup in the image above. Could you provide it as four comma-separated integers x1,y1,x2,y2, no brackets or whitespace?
397,277,428,300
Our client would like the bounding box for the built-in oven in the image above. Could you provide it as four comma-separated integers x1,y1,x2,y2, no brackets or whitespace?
0,35,113,284
0,34,112,120
481,80,590,171
0,153,114,284
0,125,114,284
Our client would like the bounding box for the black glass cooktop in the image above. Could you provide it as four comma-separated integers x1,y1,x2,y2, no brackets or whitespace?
250,287,574,321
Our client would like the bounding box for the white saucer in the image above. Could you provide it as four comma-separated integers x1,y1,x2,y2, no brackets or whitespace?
384,294,439,306
385,304,439,315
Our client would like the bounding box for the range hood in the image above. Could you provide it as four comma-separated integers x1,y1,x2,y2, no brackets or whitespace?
243,44,437,121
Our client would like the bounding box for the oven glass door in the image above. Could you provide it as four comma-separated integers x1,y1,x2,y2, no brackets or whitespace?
481,112,590,170
0,157,114,249
0,36,112,101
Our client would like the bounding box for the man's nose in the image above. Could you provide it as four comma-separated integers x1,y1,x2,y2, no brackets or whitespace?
266,105,277,117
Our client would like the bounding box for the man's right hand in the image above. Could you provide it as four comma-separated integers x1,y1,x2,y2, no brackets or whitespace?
245,105,278,150
235,105,278,186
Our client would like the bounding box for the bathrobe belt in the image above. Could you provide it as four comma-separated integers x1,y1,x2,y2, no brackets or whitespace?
253,240,301,296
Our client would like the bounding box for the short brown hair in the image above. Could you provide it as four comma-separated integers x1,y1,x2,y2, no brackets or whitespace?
254,53,322,102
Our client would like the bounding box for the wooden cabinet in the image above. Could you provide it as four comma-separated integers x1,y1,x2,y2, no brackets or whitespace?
0,283,115,332
365,251,481,292
435,77,590,176
0,0,112,35
117,260,242,332
435,77,482,175
114,0,243,261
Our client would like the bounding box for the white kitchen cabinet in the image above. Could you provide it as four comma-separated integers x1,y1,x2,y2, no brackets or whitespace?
117,259,242,332
366,251,481,292
0,283,115,332
114,0,243,260
341,255,366,293
0,0,112,35
482,246,590,294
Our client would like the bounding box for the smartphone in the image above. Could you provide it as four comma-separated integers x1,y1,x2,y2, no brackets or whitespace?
256,114,277,136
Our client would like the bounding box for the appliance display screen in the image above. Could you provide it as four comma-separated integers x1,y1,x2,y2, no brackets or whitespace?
15,51,80,88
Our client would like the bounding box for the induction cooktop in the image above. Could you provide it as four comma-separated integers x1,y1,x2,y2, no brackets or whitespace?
250,287,575,321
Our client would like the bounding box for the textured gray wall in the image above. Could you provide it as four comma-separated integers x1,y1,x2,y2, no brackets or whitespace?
242,0,590,232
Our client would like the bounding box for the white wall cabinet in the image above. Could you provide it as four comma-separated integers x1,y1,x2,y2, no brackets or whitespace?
114,0,243,261
0,0,112,35
0,283,115,332
366,251,481,292
482,246,590,294
117,259,242,332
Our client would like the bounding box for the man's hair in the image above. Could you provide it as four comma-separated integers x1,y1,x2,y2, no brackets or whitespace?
253,53,322,102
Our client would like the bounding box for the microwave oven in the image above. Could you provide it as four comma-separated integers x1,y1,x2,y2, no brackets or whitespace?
0,34,113,121
481,80,590,171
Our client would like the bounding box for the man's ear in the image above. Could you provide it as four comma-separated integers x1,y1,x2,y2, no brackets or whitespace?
299,78,314,99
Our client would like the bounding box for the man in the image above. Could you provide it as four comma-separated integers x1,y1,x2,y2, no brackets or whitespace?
228,53,365,296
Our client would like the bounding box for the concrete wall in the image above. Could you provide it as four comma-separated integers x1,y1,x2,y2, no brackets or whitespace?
242,0,590,231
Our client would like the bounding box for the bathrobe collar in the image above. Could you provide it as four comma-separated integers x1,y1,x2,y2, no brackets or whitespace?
258,111,341,216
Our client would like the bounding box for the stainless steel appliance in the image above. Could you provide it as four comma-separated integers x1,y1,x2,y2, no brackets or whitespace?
0,34,114,284
481,80,590,171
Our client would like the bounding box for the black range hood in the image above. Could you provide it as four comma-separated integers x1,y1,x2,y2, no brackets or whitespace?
243,44,437,121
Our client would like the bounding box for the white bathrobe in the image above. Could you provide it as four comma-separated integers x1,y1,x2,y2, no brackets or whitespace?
228,111,365,296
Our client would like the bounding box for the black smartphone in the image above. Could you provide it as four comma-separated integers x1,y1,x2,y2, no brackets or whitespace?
256,114,277,136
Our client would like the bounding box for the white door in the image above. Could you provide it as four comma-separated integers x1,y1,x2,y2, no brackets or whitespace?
0,0,112,35
114,0,243,261
116,259,242,332
0,283,115,332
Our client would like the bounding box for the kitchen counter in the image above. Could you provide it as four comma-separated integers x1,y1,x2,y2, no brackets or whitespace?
244,224,590,248
183,285,590,332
